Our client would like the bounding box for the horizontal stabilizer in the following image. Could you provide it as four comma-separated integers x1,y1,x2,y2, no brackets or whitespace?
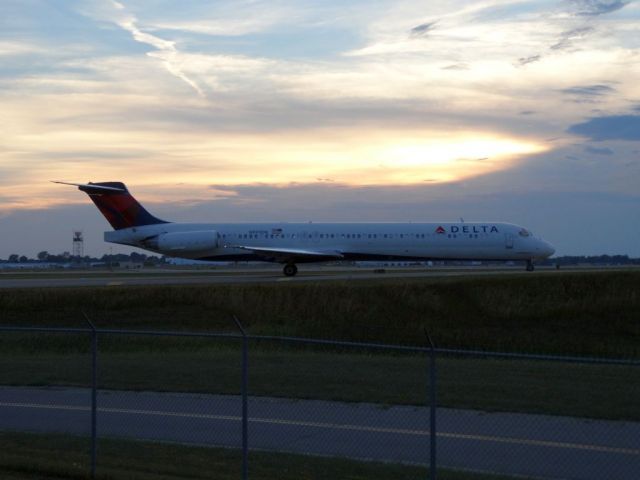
51,181,126,193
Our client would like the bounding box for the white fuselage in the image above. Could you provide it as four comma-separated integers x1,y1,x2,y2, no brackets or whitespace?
105,221,555,263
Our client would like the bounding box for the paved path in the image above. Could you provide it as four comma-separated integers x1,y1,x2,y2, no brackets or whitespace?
1,387,638,479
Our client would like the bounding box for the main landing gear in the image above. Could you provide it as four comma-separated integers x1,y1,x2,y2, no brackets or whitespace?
283,263,298,277
526,259,535,272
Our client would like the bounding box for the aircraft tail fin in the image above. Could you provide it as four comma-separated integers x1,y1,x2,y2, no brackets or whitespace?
53,181,168,230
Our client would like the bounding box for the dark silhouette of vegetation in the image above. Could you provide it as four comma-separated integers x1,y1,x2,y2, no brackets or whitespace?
1,251,165,266
2,271,639,358
541,255,640,266
1,252,638,266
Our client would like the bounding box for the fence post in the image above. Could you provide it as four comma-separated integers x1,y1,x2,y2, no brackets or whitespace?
83,312,98,480
232,315,249,480
425,330,437,480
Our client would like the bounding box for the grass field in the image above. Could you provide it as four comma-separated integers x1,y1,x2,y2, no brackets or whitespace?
1,271,639,357
1,272,639,479
1,348,638,420
1,271,638,419
0,431,523,480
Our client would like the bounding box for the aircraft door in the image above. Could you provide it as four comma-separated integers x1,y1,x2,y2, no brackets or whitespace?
505,233,514,249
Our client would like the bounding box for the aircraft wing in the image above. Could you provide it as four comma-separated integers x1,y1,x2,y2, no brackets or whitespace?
228,245,343,263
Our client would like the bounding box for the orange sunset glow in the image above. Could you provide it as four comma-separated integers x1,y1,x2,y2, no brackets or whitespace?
1,0,639,257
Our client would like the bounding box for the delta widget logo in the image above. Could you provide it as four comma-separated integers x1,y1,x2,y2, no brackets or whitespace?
435,225,500,234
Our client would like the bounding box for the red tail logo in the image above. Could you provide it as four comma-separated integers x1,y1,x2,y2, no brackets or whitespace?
435,226,446,234
79,182,167,230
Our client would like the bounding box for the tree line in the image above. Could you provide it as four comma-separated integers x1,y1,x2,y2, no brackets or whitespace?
540,255,639,266
1,252,638,266
1,251,165,265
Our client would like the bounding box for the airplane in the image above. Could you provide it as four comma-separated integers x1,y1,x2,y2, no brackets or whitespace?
55,181,555,276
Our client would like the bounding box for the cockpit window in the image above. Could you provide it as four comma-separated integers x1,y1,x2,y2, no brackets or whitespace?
519,229,531,237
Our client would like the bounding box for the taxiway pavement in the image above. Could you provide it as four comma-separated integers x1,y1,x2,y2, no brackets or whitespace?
1,386,638,479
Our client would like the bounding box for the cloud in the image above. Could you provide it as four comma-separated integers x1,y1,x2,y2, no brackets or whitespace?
561,84,615,96
573,0,629,16
409,21,438,38
148,16,283,37
89,1,205,97
0,41,45,56
550,26,595,51
568,115,640,141
559,84,617,103
517,55,541,66
441,63,469,70
584,145,614,155
2,2,638,218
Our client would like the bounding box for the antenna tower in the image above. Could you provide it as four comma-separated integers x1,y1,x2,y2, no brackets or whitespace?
73,231,84,258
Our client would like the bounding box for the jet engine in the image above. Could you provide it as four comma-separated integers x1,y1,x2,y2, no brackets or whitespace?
148,230,219,252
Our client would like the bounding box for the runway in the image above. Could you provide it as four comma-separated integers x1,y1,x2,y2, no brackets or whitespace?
1,387,638,479
0,265,624,289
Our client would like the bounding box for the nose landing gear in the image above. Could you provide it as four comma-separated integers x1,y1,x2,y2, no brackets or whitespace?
526,259,535,272
283,263,298,277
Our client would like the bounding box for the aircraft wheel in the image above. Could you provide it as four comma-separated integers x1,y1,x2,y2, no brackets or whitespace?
526,260,535,272
283,264,298,277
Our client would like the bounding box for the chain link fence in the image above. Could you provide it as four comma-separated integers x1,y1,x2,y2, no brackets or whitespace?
1,322,638,480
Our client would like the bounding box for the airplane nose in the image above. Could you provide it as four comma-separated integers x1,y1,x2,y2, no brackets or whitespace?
542,240,555,257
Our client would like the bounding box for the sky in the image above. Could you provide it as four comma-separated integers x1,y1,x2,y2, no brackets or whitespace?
0,0,639,257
